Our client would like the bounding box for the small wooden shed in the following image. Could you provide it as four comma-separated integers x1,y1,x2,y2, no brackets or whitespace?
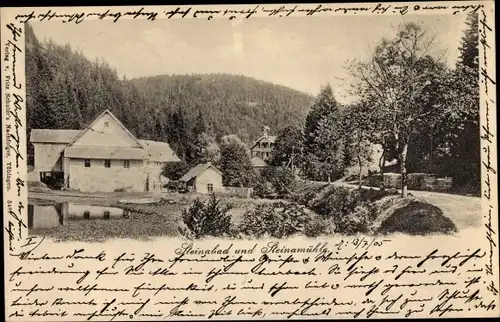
179,162,224,194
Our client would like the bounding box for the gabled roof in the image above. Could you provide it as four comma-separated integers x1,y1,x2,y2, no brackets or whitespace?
251,156,268,167
250,135,277,149
66,109,143,148
138,140,180,162
179,162,222,182
30,129,81,144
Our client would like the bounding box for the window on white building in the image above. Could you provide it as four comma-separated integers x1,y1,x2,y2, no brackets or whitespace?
104,160,111,168
84,159,91,167
207,183,214,193
123,160,130,168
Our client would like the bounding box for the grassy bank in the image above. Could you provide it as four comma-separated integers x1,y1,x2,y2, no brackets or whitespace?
29,179,478,241
290,182,459,236
28,185,289,242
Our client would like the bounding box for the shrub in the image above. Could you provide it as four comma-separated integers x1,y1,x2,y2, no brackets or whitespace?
238,202,311,238
260,166,296,196
336,205,376,235
378,201,457,235
383,173,402,189
308,186,397,236
179,194,232,239
162,161,191,180
407,173,427,190
303,216,335,237
312,186,360,218
253,179,275,198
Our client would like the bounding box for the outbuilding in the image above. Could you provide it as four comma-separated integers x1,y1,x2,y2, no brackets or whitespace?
179,162,224,194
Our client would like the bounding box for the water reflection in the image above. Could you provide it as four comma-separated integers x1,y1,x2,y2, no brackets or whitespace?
28,202,128,229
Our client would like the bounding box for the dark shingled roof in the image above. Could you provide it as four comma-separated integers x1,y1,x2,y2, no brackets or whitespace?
138,140,180,162
30,130,180,162
179,163,222,182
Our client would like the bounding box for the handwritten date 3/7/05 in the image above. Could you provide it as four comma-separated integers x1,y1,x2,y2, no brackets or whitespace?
5,240,498,320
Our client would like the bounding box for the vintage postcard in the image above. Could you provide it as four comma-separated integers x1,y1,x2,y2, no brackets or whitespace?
1,1,498,320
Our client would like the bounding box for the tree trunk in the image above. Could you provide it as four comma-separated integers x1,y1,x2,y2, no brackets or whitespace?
358,155,363,190
400,142,409,197
379,143,386,190
357,132,363,190
429,132,433,173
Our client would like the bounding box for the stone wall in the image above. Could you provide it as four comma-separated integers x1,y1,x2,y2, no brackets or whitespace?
369,173,453,192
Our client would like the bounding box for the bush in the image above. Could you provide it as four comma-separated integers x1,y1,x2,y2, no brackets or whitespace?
378,201,457,235
309,186,397,236
260,166,296,196
253,179,275,198
312,186,360,218
337,205,376,235
407,173,426,190
162,161,191,180
238,202,311,238
179,194,232,239
383,173,402,189
303,217,335,237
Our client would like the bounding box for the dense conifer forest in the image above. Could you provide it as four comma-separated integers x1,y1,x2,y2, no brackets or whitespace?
25,23,314,150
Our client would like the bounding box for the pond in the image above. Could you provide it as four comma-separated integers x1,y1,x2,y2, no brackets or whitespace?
27,201,181,241
28,202,129,230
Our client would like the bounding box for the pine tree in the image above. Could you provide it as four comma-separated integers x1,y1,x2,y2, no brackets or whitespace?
302,84,346,182
449,13,480,192
217,135,256,187
457,13,479,71
270,126,304,172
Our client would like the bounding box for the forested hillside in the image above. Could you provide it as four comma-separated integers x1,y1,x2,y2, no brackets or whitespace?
128,74,314,143
25,23,314,151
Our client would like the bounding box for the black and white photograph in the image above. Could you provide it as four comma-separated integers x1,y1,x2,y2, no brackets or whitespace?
2,2,498,321
24,11,483,242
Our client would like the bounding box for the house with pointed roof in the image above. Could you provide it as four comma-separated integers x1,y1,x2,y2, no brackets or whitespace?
250,126,276,162
179,162,224,194
30,110,180,193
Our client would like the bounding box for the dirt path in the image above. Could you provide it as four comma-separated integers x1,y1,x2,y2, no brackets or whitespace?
335,181,482,230
409,190,482,230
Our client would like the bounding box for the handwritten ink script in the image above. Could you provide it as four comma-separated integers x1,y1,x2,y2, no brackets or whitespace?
479,7,499,303
1,2,499,321
3,18,37,260
4,239,499,320
12,3,485,24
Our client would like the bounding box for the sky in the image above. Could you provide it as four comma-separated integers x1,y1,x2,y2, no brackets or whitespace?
31,13,468,103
